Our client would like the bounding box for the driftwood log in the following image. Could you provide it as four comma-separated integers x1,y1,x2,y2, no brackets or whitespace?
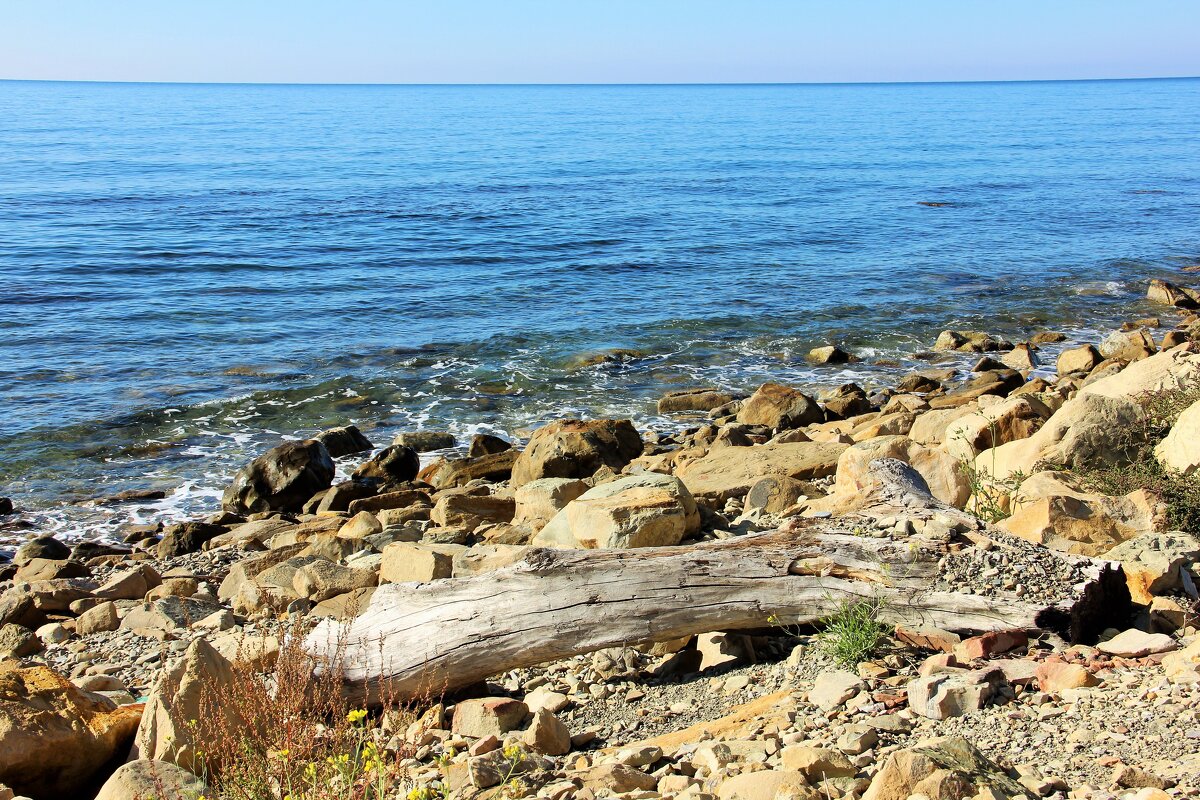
306,512,1122,703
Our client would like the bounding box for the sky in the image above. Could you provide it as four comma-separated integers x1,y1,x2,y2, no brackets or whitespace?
2,1,1199,85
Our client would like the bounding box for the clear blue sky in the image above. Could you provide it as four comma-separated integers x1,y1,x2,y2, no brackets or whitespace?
3,1,1199,84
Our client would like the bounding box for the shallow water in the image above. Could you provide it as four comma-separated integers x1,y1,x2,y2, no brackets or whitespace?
1,79,1198,539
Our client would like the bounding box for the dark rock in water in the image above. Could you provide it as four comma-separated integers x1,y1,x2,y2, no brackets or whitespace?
807,345,855,365
570,348,647,369
419,450,518,490
157,521,227,558
13,535,70,567
821,383,873,420
120,524,161,545
468,433,512,458
511,419,644,486
896,373,942,394
0,497,12,515
222,439,335,515
657,388,738,414
71,541,131,561
91,488,167,506
352,445,421,486
315,425,374,458
1030,331,1068,344
393,431,457,452
314,480,377,513
971,356,1008,373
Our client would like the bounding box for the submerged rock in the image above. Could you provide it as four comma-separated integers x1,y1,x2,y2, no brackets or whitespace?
352,444,421,486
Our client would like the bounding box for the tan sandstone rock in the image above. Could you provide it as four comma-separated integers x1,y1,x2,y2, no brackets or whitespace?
532,473,700,549
511,419,644,486
1155,398,1200,475
676,441,848,501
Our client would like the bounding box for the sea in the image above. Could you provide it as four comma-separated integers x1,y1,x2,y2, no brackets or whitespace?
1,78,1198,543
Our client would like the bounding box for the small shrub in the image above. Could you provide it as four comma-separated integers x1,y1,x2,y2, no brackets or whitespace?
817,597,890,668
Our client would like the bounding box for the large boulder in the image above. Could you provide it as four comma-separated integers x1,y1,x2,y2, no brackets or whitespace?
95,759,207,800
532,474,700,549
1156,398,1200,475
1079,343,1200,401
658,388,738,413
737,383,823,430
676,441,848,501
511,419,643,486
973,393,1145,482
942,396,1052,462
513,478,589,531
1104,531,1200,604
131,638,245,773
222,439,335,515
716,770,820,800
862,737,1031,800
0,664,142,798
419,450,519,489
351,445,421,486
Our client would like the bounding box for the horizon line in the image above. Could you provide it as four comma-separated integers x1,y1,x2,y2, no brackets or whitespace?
2,74,1198,88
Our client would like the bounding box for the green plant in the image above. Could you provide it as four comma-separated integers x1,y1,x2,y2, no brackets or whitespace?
817,597,890,668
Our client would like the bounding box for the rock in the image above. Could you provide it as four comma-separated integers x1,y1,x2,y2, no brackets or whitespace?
1102,328,1157,362
998,487,1158,557
1096,628,1177,657
35,622,68,645
737,383,824,429
1155,398,1200,475
431,494,515,532
451,697,529,738
942,396,1051,462
524,687,570,714
315,480,378,513
533,473,700,549
809,670,864,711
315,425,374,457
1080,344,1200,401
0,624,42,658
808,345,854,365
336,511,383,540
0,664,142,798
352,445,421,486
393,431,456,452
677,441,848,501
120,596,222,635
12,535,69,567
862,736,1031,800
1112,764,1170,790
1001,343,1040,370
132,638,243,772
744,475,819,514
379,542,463,583
1105,531,1200,603
94,759,208,800
513,478,589,531
575,763,658,793
716,770,819,800
696,632,756,670
1162,637,1200,683
781,746,857,779
156,521,225,558
933,330,1013,353
523,707,571,755
1035,661,1098,692
222,439,335,515
95,564,162,600
1147,278,1200,309
13,558,89,582
292,560,377,602
452,544,528,576
828,435,969,509
658,388,738,413
894,624,961,653
1057,344,1104,376
419,450,519,489
511,419,644,486
907,668,1004,719
468,433,512,457
0,497,11,515
217,544,309,602
823,383,874,419
346,489,428,515
953,630,1027,661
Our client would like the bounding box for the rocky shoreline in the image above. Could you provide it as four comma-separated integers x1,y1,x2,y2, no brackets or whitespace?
1,276,1200,800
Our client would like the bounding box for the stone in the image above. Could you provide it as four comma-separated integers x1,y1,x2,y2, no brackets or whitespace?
1147,278,1200,309
157,521,226,558
809,670,863,711
347,489,429,515
513,478,589,531
222,439,335,515
1102,328,1157,362
808,345,854,365
862,737,1030,800
94,759,208,800
894,625,961,653
0,624,42,658
716,770,819,800
1080,344,1200,401
120,596,222,635
315,481,377,513
524,687,570,714
419,450,519,489
14,558,89,582
511,419,644,486
451,697,529,738
954,630,1027,661
575,764,658,793
828,435,969,509
1057,344,1104,376
1162,637,1200,683
533,473,700,549
35,622,68,645
1105,531,1200,603
468,433,512,457
998,490,1154,557
744,475,818,514
451,544,527,577
352,445,421,486
524,708,571,755
1095,628,1177,658
737,382,824,429
1001,343,1040,370
1035,661,1098,692
659,388,738,413
676,441,848,501
431,493,515,532
393,430,456,452
1155,398,1200,475
12,535,70,566
696,632,756,670
292,559,377,602
217,543,309,602
933,330,1012,353
907,668,1004,719
1112,764,1170,790
909,405,979,447
337,511,384,540
0,664,142,798
314,424,374,457
781,746,857,779
95,564,162,600
131,638,244,772
379,542,464,583
942,396,1051,462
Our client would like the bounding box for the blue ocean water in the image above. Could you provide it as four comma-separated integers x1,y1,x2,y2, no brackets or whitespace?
1,79,1198,538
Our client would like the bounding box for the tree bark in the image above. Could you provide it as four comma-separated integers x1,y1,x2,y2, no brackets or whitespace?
305,518,1114,703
